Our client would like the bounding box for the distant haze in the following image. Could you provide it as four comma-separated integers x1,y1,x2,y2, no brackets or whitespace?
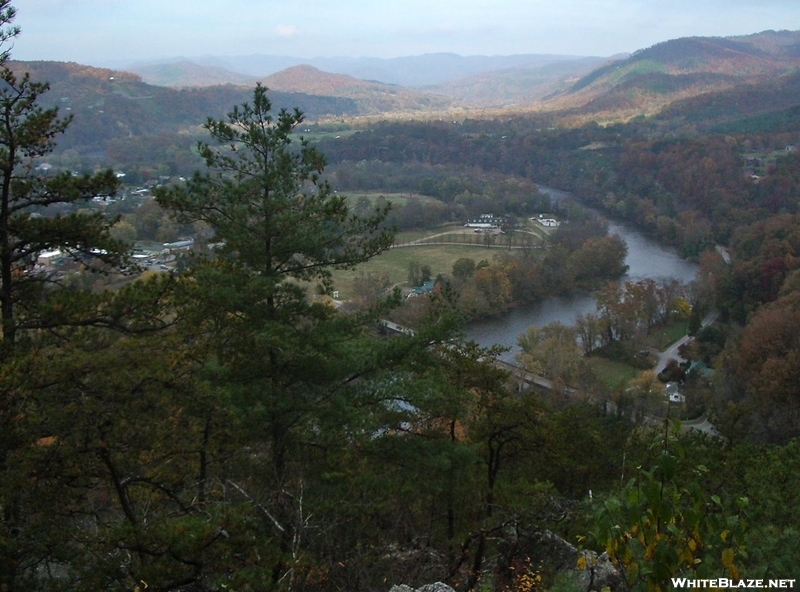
14,0,800,67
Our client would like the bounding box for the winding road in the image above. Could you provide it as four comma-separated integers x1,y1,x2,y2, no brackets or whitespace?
653,311,720,374
651,311,722,438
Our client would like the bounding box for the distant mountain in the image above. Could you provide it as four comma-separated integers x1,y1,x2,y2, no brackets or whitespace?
424,57,612,108
9,61,359,151
719,29,800,58
548,30,800,120
127,53,612,109
259,65,451,114
131,60,259,87
300,53,588,87
13,27,800,159
8,60,460,156
125,53,593,88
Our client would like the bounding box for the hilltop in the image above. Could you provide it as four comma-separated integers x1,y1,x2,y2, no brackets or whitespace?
126,52,591,88
259,65,451,114
118,29,800,120
11,28,800,163
128,59,259,88
546,29,800,122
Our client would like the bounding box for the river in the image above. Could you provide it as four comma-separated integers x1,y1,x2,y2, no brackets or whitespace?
464,191,699,361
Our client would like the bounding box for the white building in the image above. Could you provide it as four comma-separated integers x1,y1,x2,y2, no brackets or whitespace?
464,214,502,229
37,249,63,267
537,218,560,228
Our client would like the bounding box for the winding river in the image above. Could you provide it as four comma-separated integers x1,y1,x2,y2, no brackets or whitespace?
464,190,699,361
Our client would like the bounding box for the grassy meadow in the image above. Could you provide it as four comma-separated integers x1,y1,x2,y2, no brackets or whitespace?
330,222,550,299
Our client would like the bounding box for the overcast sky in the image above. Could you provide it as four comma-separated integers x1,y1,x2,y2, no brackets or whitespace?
11,0,800,67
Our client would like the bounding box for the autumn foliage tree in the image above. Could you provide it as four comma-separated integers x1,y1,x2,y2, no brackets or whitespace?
589,424,749,592
733,299,800,442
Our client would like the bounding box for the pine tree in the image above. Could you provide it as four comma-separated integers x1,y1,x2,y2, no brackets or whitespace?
156,84,397,584
155,84,395,466
0,9,130,589
0,63,126,353
155,83,392,295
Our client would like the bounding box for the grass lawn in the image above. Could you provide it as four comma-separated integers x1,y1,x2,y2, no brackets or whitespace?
393,228,450,243
644,322,688,351
589,357,643,390
410,230,544,249
332,243,511,299
293,129,361,142
343,191,442,207
329,221,550,299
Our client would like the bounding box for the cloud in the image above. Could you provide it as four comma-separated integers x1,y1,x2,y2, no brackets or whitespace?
275,24,299,39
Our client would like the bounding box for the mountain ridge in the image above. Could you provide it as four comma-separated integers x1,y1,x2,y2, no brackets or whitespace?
540,29,800,122
11,28,800,148
120,29,800,115
124,52,602,88
259,65,452,113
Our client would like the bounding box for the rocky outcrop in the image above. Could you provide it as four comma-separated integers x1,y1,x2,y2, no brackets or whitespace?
497,529,625,592
576,550,625,592
381,545,448,587
389,583,456,592
389,529,624,592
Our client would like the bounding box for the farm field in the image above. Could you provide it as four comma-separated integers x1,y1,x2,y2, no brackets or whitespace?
342,191,441,207
330,222,551,299
334,227,536,300
332,244,496,299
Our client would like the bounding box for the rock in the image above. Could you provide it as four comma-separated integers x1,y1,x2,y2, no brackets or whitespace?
419,584,457,592
496,529,625,592
389,584,455,592
389,531,624,592
528,529,580,572
381,545,447,587
576,550,625,592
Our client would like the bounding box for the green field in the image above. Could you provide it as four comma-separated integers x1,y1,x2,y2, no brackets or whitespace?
643,322,688,350
588,357,642,390
332,244,493,299
331,223,549,299
342,191,443,207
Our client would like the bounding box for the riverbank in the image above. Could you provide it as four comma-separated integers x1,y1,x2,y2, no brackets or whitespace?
464,216,699,360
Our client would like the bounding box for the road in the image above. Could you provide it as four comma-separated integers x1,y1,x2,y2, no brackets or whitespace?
390,228,545,250
651,310,722,438
382,312,724,438
680,415,721,438
653,311,720,374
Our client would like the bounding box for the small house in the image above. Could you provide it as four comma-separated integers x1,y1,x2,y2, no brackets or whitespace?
464,214,503,229
407,280,436,298
666,382,686,404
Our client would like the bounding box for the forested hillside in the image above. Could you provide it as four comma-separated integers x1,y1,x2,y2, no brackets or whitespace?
8,61,355,151
544,30,800,121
